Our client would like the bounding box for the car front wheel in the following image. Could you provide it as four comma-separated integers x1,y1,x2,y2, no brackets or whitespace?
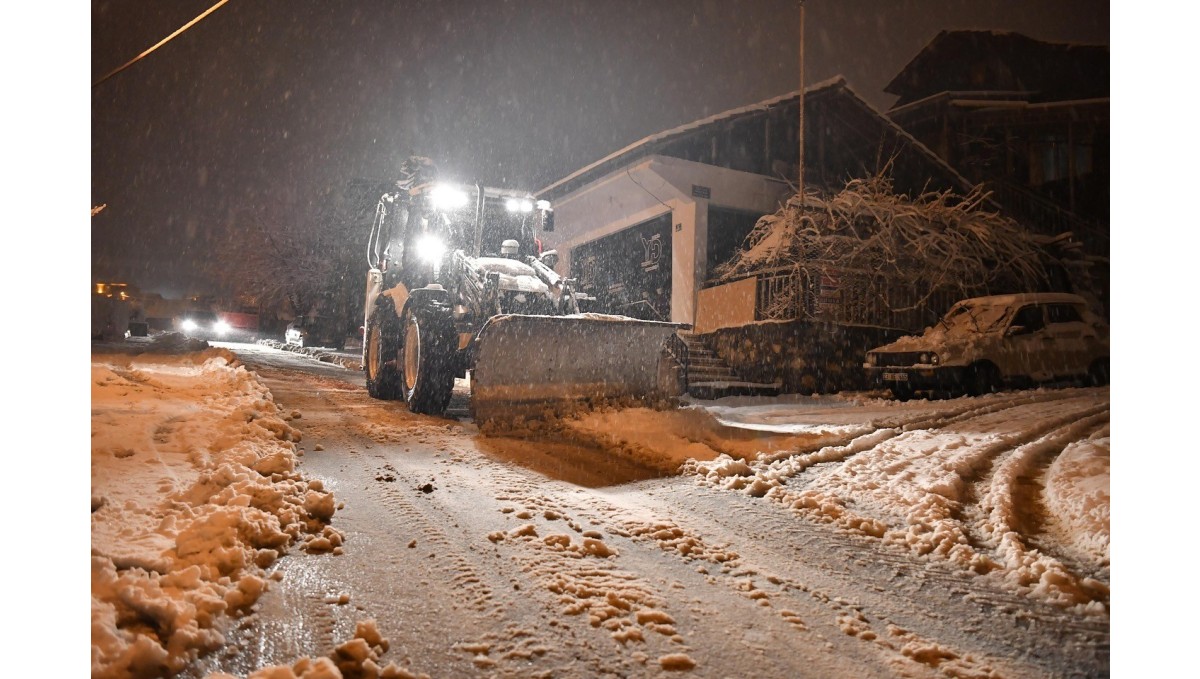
965,363,1000,397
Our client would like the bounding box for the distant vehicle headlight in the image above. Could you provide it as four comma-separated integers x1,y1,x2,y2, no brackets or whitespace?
181,319,198,332
930,353,939,365
214,320,231,335
416,234,445,263
866,353,877,366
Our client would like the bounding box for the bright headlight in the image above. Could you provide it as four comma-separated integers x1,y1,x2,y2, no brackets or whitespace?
214,320,231,335
536,200,551,211
182,319,198,331
416,234,445,263
430,184,469,211
505,198,534,213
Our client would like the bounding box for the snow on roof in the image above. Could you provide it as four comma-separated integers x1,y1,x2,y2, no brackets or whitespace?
537,76,848,199
884,29,1109,98
538,75,976,203
955,291,1090,307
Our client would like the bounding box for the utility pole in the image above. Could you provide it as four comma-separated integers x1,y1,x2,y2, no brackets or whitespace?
797,0,806,208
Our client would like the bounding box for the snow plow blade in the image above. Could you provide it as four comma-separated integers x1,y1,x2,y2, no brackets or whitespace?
470,314,688,423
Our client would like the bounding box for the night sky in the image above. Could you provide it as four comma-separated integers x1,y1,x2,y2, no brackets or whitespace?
90,0,1109,297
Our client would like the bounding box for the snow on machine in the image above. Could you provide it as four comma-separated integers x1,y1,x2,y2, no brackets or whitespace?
362,160,687,422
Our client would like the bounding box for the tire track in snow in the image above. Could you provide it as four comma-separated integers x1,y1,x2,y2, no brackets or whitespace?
687,389,1111,608
646,478,1110,677
333,396,703,676
230,366,555,676
965,408,1111,609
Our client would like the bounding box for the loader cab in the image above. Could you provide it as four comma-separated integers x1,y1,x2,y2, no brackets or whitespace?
477,196,545,258
413,182,553,259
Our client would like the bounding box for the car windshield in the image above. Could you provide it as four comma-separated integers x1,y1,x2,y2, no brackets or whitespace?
938,300,1013,335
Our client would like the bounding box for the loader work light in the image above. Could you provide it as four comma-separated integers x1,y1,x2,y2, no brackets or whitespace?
430,184,469,211
416,234,446,263
505,198,534,213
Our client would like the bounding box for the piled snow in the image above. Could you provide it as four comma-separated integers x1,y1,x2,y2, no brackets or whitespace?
91,349,342,678
208,620,424,679
549,402,866,473
1042,429,1110,564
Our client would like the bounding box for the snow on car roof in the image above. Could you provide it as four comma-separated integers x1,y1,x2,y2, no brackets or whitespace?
955,292,1087,307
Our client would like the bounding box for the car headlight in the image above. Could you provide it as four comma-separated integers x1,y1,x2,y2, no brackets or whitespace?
866,353,877,366
930,353,939,365
182,319,198,331
416,234,446,263
214,320,231,335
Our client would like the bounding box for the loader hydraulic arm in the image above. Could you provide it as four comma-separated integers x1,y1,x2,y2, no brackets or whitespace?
526,255,580,314
448,249,497,323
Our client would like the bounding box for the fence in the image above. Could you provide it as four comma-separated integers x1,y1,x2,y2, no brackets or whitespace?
751,265,957,333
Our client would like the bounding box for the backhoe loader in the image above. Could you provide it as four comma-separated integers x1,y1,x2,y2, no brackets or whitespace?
362,160,687,421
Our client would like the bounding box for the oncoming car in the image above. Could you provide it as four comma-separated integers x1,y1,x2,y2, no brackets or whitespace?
864,292,1109,400
177,310,232,341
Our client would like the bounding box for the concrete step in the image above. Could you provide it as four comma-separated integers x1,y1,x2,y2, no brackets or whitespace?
680,334,782,399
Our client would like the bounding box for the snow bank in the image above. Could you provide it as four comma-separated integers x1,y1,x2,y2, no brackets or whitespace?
91,349,342,679
541,403,866,473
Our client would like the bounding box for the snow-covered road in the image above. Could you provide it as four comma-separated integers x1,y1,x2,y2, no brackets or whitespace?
92,341,1109,678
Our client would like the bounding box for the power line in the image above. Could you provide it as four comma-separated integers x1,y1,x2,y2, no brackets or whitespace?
93,0,231,88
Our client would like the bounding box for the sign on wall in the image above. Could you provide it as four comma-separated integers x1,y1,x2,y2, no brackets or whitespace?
573,213,673,321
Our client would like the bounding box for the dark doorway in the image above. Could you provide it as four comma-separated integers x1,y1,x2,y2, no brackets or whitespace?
707,206,764,279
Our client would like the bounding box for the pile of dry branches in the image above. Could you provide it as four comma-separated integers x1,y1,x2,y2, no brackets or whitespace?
713,172,1058,319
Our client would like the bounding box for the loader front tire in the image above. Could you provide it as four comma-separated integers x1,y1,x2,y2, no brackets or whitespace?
365,298,402,400
401,302,456,416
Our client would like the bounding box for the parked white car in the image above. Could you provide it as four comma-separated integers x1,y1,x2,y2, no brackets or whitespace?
864,292,1109,400
285,316,345,350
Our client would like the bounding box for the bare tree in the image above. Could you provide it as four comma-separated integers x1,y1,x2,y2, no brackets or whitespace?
713,170,1077,330
212,179,393,335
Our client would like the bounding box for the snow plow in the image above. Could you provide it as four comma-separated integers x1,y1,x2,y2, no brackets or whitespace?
362,159,687,422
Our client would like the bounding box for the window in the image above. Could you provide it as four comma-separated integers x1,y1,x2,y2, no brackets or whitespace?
1045,303,1084,324
1010,305,1045,332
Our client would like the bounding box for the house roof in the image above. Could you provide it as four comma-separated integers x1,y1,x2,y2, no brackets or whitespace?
538,76,974,202
884,30,1109,107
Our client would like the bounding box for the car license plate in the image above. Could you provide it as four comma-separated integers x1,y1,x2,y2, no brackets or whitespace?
882,371,908,382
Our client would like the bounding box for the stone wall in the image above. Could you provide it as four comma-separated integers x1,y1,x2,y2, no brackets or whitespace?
701,320,908,394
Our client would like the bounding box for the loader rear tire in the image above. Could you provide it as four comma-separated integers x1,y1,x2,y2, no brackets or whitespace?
365,298,402,400
400,302,456,416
